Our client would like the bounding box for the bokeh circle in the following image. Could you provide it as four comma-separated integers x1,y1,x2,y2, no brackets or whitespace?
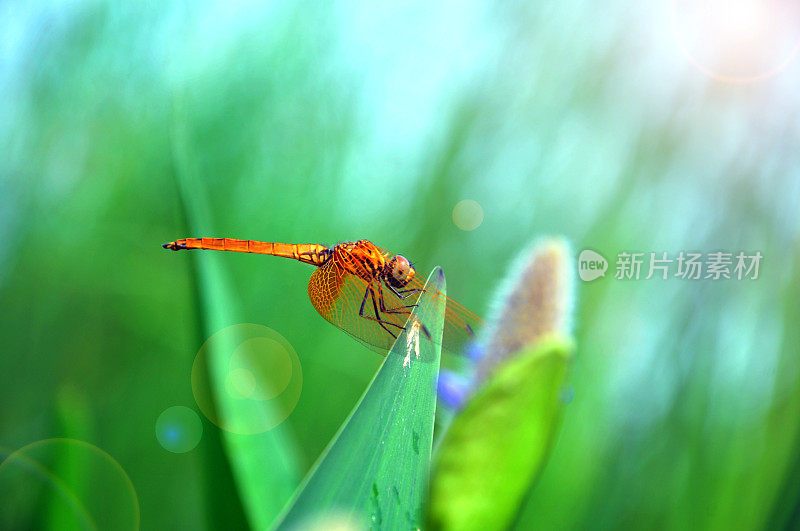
155,406,203,453
0,439,139,530
452,199,484,231
671,0,800,83
191,323,303,434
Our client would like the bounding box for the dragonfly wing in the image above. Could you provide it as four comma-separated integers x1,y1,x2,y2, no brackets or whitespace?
442,298,484,356
402,273,484,356
307,261,411,355
375,246,485,356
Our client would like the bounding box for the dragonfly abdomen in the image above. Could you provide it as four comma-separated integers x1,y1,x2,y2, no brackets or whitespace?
162,238,332,266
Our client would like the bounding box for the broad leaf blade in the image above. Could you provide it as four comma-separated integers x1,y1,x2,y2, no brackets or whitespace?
276,267,447,530
429,334,573,531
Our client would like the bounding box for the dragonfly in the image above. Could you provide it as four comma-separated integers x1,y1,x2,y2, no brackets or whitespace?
162,237,482,356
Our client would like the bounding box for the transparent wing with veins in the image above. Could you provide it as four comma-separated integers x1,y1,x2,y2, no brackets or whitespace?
306,247,483,356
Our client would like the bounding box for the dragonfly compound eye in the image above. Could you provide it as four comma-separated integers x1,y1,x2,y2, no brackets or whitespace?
388,255,415,288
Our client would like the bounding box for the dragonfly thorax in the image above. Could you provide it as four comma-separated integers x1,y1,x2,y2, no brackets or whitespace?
385,255,415,289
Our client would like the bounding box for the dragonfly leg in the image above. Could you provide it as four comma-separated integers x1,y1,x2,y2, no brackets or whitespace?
378,286,433,342
384,307,414,315
357,284,404,339
378,284,417,315
386,284,422,300
384,284,420,315
382,285,432,342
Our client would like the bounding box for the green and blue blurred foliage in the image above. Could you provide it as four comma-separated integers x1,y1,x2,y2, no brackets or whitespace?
1,0,799,529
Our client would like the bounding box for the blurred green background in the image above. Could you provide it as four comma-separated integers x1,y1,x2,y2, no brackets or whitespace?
2,0,799,529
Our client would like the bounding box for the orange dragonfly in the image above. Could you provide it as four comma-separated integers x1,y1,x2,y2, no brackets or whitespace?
162,238,482,356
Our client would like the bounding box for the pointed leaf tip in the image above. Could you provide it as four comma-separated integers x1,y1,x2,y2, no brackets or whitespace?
276,268,446,529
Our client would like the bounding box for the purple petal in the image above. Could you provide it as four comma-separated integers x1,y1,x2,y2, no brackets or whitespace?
438,370,472,409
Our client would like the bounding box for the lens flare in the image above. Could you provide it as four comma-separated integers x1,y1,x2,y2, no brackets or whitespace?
226,368,257,399
191,324,303,434
0,439,139,530
453,199,484,231
155,406,203,453
671,0,800,82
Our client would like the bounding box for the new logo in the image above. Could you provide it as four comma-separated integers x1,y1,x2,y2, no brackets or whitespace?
578,250,608,282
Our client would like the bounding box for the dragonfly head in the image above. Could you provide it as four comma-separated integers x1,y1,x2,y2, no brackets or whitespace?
386,255,415,288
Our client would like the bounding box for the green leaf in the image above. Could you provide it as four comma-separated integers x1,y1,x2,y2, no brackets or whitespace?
171,112,301,530
428,334,573,531
275,267,447,530
44,386,93,531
